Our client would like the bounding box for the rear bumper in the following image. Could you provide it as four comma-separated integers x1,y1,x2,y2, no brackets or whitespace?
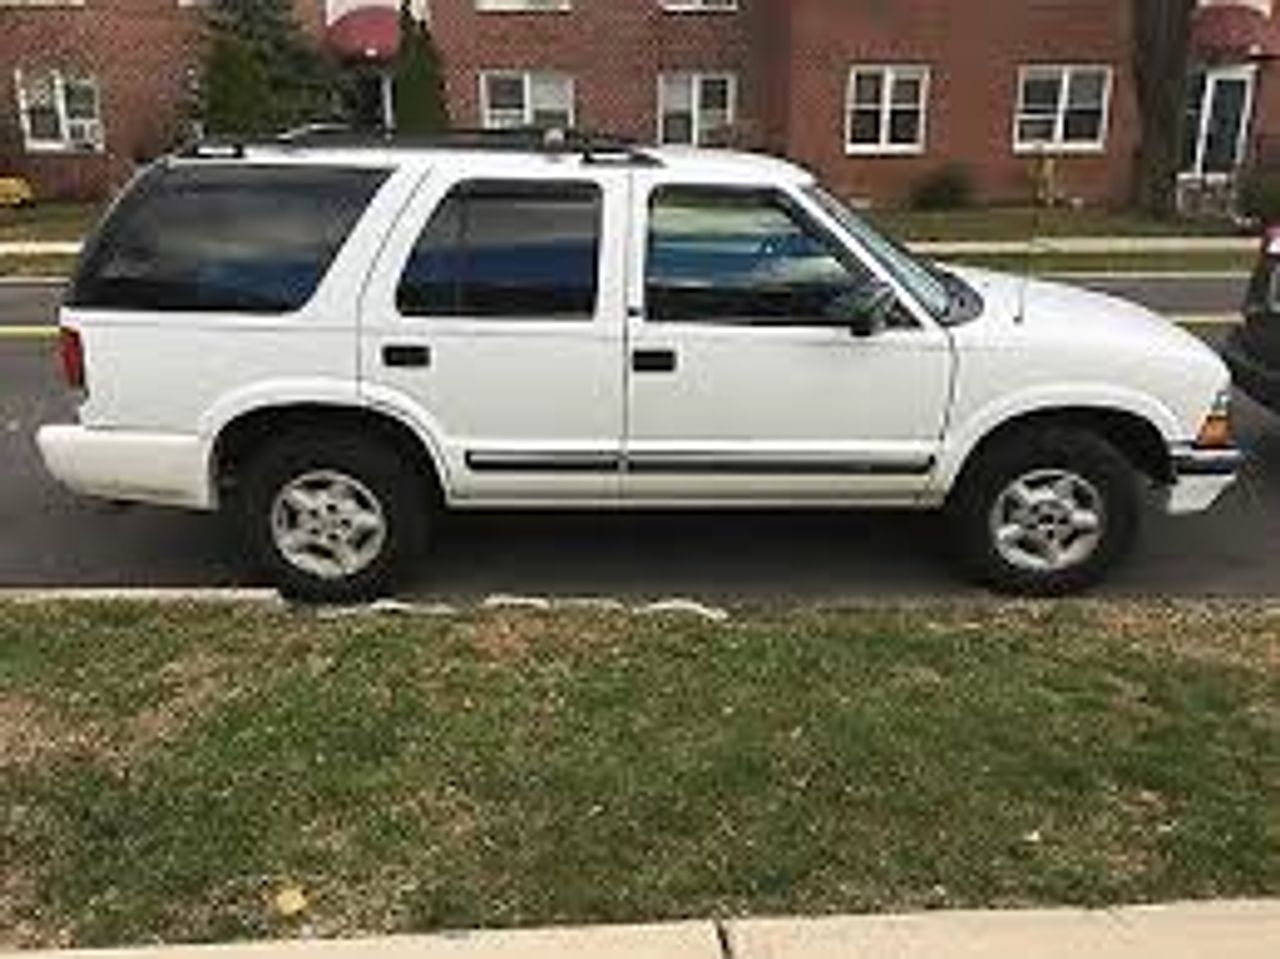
1164,444,1245,516
1222,327,1280,412
36,425,213,510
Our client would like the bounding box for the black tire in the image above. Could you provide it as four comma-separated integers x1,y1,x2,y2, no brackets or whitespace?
945,426,1141,596
235,430,430,603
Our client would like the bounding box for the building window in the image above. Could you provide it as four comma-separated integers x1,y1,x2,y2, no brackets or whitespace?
1014,65,1112,153
659,73,736,146
845,65,929,155
480,71,574,129
13,68,104,153
474,0,571,10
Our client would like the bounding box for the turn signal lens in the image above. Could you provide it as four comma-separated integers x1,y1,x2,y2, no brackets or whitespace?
59,326,85,391
1196,390,1233,449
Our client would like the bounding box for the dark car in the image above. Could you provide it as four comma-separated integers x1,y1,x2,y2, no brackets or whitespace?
1225,227,1280,413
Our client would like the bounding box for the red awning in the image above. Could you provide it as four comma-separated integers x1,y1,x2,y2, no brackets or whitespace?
1192,4,1276,60
327,7,400,63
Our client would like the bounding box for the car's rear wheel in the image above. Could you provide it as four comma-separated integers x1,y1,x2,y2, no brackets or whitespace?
237,431,428,603
946,427,1140,595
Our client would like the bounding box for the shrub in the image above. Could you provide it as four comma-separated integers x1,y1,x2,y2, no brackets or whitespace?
1237,168,1280,224
909,164,975,210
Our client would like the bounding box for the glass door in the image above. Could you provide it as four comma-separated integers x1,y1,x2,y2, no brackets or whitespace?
1183,65,1257,179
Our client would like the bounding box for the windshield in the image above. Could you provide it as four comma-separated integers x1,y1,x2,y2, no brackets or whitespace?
804,184,952,320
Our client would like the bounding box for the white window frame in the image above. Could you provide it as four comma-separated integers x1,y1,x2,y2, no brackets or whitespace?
1013,64,1113,155
844,65,930,156
1181,63,1257,181
661,0,739,11
657,72,738,146
12,67,105,154
479,70,576,129
474,0,571,11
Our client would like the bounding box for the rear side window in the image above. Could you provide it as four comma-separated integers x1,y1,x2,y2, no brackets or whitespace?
397,180,601,319
70,164,388,314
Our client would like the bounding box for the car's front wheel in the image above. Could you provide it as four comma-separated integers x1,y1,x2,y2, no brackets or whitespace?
946,427,1140,595
236,431,428,603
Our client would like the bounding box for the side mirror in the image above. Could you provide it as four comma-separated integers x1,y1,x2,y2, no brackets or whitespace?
825,280,897,337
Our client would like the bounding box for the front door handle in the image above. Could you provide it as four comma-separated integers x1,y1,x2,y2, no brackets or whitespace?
633,348,677,373
382,344,431,368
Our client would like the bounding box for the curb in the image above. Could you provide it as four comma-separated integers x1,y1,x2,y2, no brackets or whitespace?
0,325,59,338
0,587,281,604
7,903,1279,958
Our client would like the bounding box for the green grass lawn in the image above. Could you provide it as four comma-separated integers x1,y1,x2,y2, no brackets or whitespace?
869,207,1245,244
2,600,1277,949
0,202,101,245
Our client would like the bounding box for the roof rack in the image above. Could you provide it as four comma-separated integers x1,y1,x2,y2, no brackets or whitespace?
178,125,663,166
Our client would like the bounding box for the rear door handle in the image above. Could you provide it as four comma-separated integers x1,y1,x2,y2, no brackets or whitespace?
633,349,677,373
382,344,431,368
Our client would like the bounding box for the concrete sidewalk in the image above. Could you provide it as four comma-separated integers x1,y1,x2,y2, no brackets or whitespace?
8,901,1279,959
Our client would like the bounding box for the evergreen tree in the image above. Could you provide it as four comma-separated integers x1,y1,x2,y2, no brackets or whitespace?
393,0,450,135
201,0,339,136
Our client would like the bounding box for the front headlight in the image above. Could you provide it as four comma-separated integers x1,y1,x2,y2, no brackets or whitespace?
1195,388,1234,449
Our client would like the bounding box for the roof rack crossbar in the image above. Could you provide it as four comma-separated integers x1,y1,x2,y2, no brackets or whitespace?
178,126,663,166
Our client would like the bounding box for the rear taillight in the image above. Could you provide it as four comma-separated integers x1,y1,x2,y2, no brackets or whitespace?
59,327,85,391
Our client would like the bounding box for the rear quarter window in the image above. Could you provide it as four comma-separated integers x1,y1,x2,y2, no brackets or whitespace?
69,164,389,314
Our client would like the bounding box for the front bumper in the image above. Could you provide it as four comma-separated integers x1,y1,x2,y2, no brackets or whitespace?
1164,444,1246,515
36,425,213,510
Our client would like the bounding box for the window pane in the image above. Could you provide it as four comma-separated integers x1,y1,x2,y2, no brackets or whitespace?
699,77,731,112
398,182,601,319
486,75,525,111
1203,77,1249,173
63,77,99,120
21,71,63,142
662,74,694,112
530,74,570,111
853,71,883,107
891,74,923,107
888,108,921,145
699,109,731,146
1017,116,1055,144
1022,72,1062,113
662,111,694,144
72,166,388,313
646,188,873,324
26,106,62,142
1067,70,1106,109
849,108,882,145
1062,108,1102,143
531,109,571,129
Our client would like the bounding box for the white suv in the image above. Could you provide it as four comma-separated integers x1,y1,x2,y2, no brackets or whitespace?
37,133,1243,601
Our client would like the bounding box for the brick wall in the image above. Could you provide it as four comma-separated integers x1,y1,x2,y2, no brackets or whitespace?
0,0,1265,209
427,0,778,146
782,0,1139,207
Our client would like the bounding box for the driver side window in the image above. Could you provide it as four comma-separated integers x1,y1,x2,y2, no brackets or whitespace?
646,186,875,325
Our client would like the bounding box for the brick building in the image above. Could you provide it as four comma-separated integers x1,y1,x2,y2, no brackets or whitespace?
2,0,1279,208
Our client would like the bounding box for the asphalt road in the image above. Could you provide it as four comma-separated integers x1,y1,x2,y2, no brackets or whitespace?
4,289,1280,597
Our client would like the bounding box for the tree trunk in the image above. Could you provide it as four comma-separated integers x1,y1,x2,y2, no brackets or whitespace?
1131,0,1196,217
